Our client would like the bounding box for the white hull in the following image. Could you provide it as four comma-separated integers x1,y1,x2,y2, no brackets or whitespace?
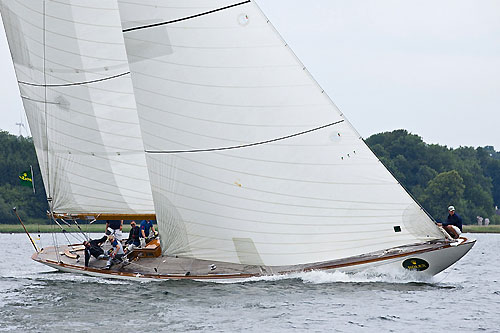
335,238,475,277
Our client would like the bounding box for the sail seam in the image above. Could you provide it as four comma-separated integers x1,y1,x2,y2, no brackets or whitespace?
148,165,404,205
148,173,405,211
152,186,408,215
146,120,344,154
18,71,130,87
122,1,251,32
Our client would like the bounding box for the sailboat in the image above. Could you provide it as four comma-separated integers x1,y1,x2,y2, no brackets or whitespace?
1,0,474,281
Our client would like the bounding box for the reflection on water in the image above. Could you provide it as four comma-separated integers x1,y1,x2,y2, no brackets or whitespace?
0,233,498,332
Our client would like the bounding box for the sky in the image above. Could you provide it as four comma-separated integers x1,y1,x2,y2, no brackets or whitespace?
1,0,499,149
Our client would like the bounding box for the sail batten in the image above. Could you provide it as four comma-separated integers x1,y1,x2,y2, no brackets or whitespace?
146,121,344,154
18,71,131,87
122,0,250,32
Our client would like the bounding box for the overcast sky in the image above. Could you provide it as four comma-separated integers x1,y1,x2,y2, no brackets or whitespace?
1,0,499,149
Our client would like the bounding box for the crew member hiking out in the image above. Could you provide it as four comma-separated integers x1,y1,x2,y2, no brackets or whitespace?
438,205,463,239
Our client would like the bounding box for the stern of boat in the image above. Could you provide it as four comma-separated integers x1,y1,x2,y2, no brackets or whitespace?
409,237,476,275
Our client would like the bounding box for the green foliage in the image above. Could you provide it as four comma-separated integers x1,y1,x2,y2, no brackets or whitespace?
0,131,48,223
366,130,500,225
422,170,465,218
477,147,500,207
483,146,500,160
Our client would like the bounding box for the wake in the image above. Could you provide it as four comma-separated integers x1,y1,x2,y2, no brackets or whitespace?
220,268,444,285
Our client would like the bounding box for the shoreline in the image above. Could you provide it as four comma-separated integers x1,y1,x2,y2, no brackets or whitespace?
0,224,497,234
462,225,500,233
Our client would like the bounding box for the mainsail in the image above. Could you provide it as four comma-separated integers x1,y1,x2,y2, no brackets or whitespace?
117,0,444,266
1,0,154,217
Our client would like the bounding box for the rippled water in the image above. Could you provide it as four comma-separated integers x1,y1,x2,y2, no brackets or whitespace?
0,232,499,332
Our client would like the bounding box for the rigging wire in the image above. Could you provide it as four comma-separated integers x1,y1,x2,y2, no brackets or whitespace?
63,226,85,243
49,211,61,262
49,217,88,244
50,214,73,246
71,219,90,241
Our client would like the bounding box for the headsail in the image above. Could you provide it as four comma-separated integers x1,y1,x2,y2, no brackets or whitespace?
117,0,444,266
1,0,154,217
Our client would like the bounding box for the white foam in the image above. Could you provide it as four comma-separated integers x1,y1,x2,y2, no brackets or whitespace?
216,268,438,285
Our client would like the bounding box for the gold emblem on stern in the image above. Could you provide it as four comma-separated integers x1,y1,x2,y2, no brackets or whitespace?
402,258,429,271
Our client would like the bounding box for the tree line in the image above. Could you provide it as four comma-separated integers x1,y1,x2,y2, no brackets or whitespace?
0,129,499,225
365,130,500,224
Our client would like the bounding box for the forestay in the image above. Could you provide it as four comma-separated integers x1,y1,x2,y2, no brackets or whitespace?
1,0,154,216
118,0,444,266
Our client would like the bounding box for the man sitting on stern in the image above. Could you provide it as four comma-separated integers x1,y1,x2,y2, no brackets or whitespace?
438,205,463,239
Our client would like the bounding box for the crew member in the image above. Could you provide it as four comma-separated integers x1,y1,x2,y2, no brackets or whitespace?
83,235,107,267
105,234,125,269
105,219,123,241
140,219,156,246
125,221,141,253
438,205,463,239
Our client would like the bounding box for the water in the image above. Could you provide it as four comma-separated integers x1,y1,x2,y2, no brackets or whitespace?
0,233,499,332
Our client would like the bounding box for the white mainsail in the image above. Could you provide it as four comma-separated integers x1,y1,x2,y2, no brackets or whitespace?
117,0,444,266
1,0,154,216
